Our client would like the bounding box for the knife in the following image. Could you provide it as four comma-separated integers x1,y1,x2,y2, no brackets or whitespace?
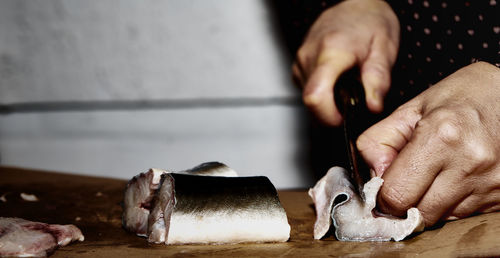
334,68,372,199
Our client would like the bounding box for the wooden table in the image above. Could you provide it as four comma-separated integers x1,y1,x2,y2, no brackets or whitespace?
1,166,499,257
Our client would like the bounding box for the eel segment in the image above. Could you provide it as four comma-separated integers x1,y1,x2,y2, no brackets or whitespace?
122,162,236,237
308,166,424,241
153,174,290,244
0,217,84,257
123,162,290,244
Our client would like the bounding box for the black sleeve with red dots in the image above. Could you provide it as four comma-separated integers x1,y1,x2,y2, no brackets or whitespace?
386,0,500,107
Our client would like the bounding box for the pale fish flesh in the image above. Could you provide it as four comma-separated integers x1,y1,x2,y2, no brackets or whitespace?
308,167,424,241
0,217,84,257
122,162,237,237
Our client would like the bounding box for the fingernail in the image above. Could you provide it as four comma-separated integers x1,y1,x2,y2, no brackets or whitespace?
371,89,380,102
363,73,382,102
368,89,384,112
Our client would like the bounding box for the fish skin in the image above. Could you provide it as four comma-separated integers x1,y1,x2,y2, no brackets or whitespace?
177,161,238,177
124,162,290,244
309,166,424,241
163,174,290,245
144,162,239,242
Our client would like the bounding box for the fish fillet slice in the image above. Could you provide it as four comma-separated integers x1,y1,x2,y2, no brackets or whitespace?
309,167,424,241
157,173,290,245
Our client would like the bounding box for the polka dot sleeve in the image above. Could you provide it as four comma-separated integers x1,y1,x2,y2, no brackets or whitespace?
386,0,500,105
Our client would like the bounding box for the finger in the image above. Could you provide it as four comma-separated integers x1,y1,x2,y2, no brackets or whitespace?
447,188,500,219
444,194,480,221
357,103,422,176
414,169,469,226
361,36,397,113
295,44,317,78
377,115,452,217
302,49,356,126
292,62,305,88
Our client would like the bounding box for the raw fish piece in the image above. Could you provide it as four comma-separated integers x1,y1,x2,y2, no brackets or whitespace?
0,217,84,257
308,167,424,241
123,168,168,236
123,162,237,237
150,173,290,244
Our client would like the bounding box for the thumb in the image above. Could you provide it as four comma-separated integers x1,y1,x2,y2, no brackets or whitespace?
356,102,422,176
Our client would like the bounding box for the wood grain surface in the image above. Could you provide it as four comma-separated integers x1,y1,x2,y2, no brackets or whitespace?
1,166,499,257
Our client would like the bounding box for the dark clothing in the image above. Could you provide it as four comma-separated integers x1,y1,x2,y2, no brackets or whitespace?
390,0,500,106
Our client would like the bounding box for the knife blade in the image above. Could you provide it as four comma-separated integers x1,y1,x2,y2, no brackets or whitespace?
334,68,371,199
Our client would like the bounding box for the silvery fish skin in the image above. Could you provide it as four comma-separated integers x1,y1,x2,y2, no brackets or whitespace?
0,217,84,257
151,173,290,245
177,162,238,176
123,162,237,237
308,167,424,241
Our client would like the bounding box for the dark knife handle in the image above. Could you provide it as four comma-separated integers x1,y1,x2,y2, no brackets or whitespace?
334,68,365,127
334,68,372,195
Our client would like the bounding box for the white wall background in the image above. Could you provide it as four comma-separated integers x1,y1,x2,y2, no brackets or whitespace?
0,0,293,102
0,0,317,188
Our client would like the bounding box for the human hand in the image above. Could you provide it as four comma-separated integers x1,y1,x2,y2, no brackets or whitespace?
293,0,399,126
357,62,500,226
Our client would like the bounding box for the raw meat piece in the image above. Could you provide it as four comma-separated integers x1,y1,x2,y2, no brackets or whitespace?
0,217,84,257
149,173,290,244
123,168,168,236
309,167,424,241
123,162,237,237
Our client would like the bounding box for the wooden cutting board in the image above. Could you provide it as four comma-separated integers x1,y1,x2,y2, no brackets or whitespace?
1,166,499,257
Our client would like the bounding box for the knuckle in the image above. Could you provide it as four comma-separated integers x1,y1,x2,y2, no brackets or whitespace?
296,47,309,67
468,61,490,70
466,142,496,170
436,119,462,144
318,34,354,57
302,91,321,109
427,110,463,145
393,102,422,120
319,33,341,49
356,133,371,151
379,185,412,214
